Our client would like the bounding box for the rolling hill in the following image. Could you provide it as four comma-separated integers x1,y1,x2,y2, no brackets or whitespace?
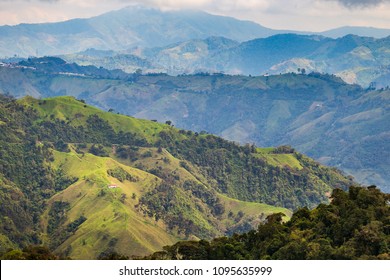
0,94,356,259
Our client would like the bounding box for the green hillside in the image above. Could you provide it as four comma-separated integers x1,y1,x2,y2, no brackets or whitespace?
147,186,390,260
0,94,356,259
0,64,387,192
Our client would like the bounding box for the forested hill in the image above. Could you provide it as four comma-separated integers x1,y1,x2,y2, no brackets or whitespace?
147,186,390,260
0,94,355,259
1,61,388,192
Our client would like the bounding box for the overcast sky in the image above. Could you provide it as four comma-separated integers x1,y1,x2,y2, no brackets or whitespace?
0,0,389,31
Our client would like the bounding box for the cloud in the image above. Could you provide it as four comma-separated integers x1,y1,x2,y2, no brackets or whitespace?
325,0,390,8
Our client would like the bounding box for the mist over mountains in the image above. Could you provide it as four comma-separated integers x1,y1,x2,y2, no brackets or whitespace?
0,6,280,57
1,5,390,58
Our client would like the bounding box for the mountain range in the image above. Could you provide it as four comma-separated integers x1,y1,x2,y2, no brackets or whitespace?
0,58,388,193
1,6,390,59
60,33,390,88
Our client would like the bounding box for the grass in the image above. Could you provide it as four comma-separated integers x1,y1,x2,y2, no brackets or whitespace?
218,194,292,226
255,148,303,170
116,147,210,187
19,95,168,143
219,194,292,222
43,150,178,259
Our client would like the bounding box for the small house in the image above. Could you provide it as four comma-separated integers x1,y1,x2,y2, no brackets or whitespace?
108,184,118,189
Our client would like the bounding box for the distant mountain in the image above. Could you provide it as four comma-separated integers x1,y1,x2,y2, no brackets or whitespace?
321,26,390,39
171,34,390,88
0,60,388,192
60,34,390,87
60,36,240,74
0,6,284,58
1,5,390,59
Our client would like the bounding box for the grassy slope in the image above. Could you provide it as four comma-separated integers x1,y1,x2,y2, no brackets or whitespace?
41,150,178,259
256,147,303,170
43,147,293,259
43,152,177,259
218,194,292,224
19,95,167,143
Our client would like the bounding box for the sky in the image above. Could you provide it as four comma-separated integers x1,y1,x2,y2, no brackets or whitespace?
0,0,390,31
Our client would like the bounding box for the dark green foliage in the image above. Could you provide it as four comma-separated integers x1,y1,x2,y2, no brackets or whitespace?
49,214,87,250
66,216,87,233
272,145,295,154
37,114,147,147
148,186,390,260
142,151,153,158
1,245,59,260
139,177,222,238
139,180,225,238
47,201,70,235
0,95,62,246
183,180,224,216
116,145,139,160
85,114,116,145
157,132,350,209
54,168,78,191
0,179,33,247
54,140,70,152
107,167,138,182
97,249,129,260
89,144,108,157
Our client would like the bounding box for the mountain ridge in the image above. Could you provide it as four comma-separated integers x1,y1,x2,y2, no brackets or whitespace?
1,6,390,58
0,6,278,57
56,33,390,87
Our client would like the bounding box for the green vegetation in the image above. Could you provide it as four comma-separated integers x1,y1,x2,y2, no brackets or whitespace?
147,186,390,260
107,167,138,183
1,64,387,191
0,94,362,259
